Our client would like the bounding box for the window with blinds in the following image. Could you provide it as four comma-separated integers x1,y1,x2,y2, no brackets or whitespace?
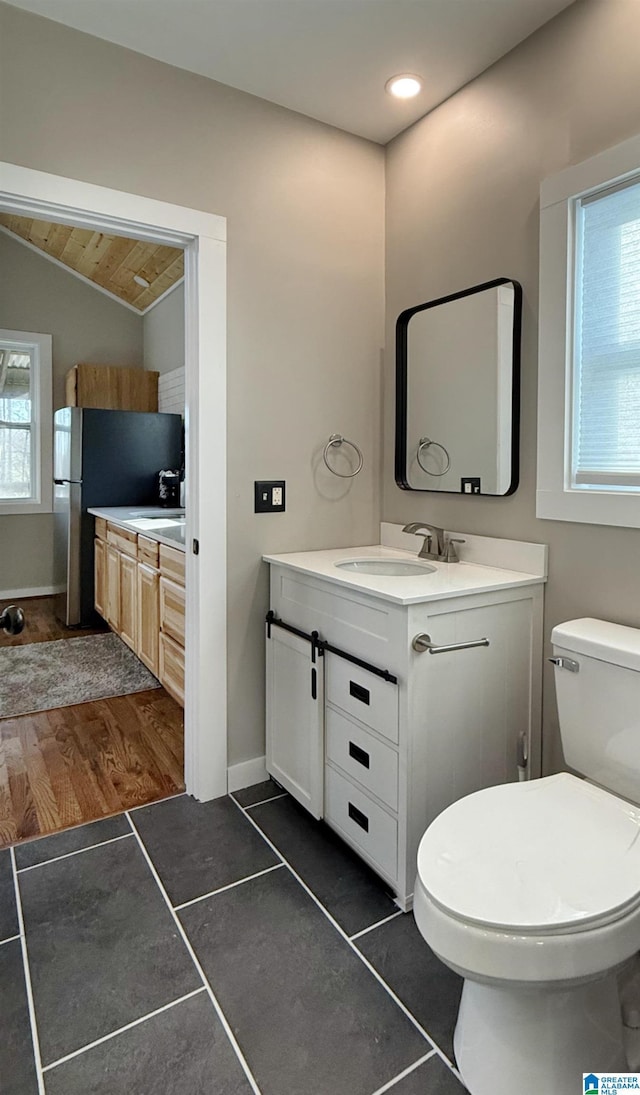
0,346,34,501
573,177,640,490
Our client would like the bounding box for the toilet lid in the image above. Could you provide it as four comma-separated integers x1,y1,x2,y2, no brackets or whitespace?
417,773,640,932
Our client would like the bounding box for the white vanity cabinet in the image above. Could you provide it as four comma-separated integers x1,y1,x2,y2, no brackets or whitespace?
265,539,545,911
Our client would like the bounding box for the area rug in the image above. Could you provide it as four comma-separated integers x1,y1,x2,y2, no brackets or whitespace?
0,633,160,719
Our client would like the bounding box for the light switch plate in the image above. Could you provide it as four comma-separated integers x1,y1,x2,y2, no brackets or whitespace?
254,480,286,513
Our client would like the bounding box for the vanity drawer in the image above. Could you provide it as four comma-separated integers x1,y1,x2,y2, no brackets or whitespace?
94,517,107,541
325,656,398,744
325,765,397,882
326,707,398,812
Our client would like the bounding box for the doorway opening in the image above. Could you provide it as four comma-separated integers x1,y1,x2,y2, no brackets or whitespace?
0,162,227,848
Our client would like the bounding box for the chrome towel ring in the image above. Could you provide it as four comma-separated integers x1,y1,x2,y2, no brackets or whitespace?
323,434,363,478
417,436,451,476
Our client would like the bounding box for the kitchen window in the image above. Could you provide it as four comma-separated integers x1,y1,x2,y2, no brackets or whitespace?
0,330,52,514
537,133,640,528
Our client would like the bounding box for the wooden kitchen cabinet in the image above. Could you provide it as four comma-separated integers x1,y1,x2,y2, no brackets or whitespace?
159,632,185,708
137,564,159,675
158,548,185,706
159,577,186,647
65,363,159,412
106,545,121,631
94,537,105,618
95,517,185,707
159,544,185,585
119,555,138,651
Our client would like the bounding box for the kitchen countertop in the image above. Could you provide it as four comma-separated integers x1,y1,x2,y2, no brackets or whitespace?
263,543,546,606
88,506,186,552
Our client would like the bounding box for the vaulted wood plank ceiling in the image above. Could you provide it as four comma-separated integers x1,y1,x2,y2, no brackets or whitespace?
0,214,184,312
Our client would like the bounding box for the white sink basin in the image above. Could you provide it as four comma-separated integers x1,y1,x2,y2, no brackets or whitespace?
336,559,436,576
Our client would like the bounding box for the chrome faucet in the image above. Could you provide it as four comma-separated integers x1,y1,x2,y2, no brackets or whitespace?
402,523,465,563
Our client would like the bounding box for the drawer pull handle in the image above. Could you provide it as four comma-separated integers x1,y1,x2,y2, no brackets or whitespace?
412,633,490,655
348,741,370,769
348,802,369,832
349,681,370,705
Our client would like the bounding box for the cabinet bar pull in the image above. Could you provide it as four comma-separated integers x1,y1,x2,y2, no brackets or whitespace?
348,802,369,832
348,742,370,769
412,633,490,655
265,611,398,685
349,681,370,705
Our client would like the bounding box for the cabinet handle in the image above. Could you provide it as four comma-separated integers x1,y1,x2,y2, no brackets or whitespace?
348,741,370,769
412,633,490,655
349,681,370,705
348,802,369,832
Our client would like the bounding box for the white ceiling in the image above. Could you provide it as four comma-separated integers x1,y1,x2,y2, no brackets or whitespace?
7,0,575,144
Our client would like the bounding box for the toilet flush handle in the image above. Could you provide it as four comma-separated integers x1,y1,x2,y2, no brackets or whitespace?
548,656,579,673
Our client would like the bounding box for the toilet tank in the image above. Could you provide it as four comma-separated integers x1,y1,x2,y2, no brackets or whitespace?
552,618,640,805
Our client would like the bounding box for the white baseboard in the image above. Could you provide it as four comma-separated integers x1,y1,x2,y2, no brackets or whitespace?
0,583,64,601
227,755,268,794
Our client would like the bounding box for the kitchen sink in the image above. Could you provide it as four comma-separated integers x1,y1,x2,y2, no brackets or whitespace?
126,517,184,531
125,509,184,520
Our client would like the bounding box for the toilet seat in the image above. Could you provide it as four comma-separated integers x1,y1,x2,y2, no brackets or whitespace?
417,772,640,935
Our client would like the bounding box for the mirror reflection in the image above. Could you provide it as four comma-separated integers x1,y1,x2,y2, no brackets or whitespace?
395,278,521,496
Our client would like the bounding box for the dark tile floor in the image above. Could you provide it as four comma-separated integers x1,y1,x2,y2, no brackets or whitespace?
1,783,467,1095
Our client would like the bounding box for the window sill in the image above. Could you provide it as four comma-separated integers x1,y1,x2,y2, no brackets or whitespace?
0,501,53,517
536,488,640,529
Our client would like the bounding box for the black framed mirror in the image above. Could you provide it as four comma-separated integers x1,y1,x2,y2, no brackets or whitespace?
395,277,522,496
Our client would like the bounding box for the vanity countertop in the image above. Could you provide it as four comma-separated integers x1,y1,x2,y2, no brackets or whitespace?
88,506,186,552
263,543,546,606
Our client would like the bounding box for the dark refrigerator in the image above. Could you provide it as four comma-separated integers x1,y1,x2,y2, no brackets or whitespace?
53,408,182,627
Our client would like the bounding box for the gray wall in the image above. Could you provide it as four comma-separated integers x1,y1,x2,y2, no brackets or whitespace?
143,285,185,376
0,229,143,594
0,3,385,765
384,0,640,772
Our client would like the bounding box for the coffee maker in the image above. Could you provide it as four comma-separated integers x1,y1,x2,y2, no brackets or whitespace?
157,468,181,507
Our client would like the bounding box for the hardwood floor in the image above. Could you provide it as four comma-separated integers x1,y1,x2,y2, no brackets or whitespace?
0,595,108,647
0,689,184,848
0,596,185,848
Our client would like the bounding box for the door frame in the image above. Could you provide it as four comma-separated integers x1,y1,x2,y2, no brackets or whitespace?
0,161,228,801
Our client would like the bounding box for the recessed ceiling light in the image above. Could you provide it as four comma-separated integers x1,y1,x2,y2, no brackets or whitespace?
385,74,422,100
133,274,150,288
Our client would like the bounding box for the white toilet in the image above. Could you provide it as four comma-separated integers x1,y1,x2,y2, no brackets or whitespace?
414,618,640,1094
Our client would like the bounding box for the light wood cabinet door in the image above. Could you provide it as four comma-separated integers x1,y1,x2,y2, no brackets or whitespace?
159,632,185,707
65,363,158,411
119,554,138,651
137,564,159,676
106,545,120,632
94,537,106,619
159,577,185,647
